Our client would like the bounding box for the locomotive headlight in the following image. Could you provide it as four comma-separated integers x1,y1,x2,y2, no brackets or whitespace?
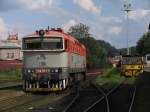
31,70,34,73
55,69,58,73
25,69,35,74
51,68,60,73
51,69,54,73
27,69,31,73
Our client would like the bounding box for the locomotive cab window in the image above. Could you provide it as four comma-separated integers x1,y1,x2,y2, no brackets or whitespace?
23,37,63,50
26,42,41,49
43,38,63,50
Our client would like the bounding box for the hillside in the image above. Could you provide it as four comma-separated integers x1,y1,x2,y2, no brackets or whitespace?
97,40,119,57
118,46,137,55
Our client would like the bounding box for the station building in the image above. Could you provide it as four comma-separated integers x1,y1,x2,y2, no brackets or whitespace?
0,34,22,60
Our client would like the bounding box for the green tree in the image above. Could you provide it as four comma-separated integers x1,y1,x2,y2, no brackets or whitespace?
68,23,109,68
97,40,118,57
68,23,90,38
136,32,150,55
78,37,107,68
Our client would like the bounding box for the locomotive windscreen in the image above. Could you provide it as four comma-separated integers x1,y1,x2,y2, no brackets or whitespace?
23,37,63,50
122,57,143,65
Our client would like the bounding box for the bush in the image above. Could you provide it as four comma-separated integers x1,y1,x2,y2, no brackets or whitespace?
0,69,21,80
96,68,125,87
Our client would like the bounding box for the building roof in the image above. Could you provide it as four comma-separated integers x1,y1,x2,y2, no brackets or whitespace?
0,41,21,49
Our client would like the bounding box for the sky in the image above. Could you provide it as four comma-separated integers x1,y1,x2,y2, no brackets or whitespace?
0,0,150,48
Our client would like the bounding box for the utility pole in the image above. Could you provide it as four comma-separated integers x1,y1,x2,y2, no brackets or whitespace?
148,23,150,31
123,1,132,55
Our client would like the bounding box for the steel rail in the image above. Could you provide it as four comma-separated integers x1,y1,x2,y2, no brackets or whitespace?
83,83,121,112
0,94,26,104
0,95,45,112
63,82,103,112
63,86,79,112
128,86,136,112
93,84,110,112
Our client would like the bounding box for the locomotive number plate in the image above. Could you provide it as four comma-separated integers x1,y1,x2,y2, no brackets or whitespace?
36,69,49,73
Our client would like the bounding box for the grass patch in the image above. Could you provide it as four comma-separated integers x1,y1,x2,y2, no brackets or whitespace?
125,77,137,84
0,69,21,80
96,68,125,88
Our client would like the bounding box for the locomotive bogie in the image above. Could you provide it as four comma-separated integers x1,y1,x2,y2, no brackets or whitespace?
23,79,70,91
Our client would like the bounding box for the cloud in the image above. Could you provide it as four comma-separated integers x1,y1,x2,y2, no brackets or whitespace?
0,0,21,12
108,26,122,35
0,18,7,33
73,0,101,15
63,20,78,31
19,0,53,11
79,15,123,46
0,17,9,39
129,9,150,20
98,16,122,23
0,17,31,39
0,0,54,12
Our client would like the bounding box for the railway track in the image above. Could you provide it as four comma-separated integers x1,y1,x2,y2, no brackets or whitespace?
82,83,120,112
62,71,102,112
0,88,76,112
63,81,136,112
63,83,105,112
31,72,101,112
108,85,136,112
0,80,22,90
0,70,137,112
83,84,136,112
0,94,47,112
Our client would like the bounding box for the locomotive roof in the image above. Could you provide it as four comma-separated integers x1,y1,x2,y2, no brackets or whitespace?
24,29,86,49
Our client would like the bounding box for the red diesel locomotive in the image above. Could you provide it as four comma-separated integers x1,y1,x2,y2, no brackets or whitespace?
22,28,86,91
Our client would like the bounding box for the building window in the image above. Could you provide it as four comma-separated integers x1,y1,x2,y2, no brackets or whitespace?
7,53,9,58
6,53,15,59
11,53,14,58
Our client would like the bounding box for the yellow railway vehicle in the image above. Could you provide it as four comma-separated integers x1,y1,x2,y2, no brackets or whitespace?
121,55,144,76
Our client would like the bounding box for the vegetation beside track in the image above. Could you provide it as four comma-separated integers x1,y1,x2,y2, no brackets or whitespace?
96,68,125,88
96,68,137,87
0,69,21,81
